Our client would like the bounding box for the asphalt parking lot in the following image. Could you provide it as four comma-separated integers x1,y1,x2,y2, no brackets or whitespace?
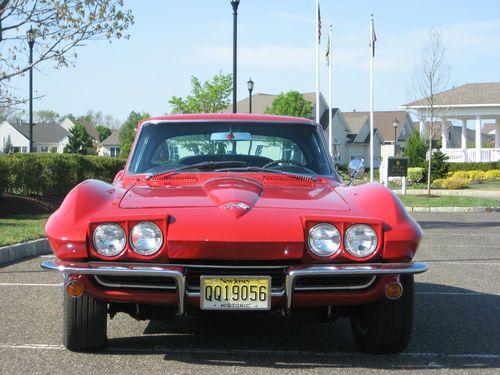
0,212,499,374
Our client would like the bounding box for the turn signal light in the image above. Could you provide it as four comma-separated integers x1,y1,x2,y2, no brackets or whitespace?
66,280,84,298
385,281,403,300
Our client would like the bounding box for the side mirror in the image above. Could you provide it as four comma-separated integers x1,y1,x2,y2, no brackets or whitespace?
347,159,365,186
113,169,124,183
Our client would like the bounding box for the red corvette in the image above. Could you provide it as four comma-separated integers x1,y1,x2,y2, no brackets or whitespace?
42,114,427,353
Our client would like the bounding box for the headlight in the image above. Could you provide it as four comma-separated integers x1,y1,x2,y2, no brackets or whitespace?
308,223,341,257
344,224,378,257
93,223,126,257
130,222,163,256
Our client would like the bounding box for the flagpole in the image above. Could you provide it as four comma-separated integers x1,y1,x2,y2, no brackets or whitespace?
328,25,333,156
315,0,320,123
369,14,374,182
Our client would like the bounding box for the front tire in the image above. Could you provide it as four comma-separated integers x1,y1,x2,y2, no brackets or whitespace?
350,275,414,354
63,293,108,352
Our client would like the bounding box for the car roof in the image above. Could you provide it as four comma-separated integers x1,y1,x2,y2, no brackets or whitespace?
140,113,316,129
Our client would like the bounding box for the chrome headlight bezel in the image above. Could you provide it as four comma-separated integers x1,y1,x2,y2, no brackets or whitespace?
344,224,378,258
129,221,163,256
308,223,342,257
92,223,126,257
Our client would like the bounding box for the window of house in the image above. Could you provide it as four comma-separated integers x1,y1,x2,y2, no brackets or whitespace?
21,146,27,153
41,146,49,153
110,146,120,158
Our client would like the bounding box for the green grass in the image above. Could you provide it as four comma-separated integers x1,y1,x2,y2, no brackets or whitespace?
398,195,500,207
0,214,49,247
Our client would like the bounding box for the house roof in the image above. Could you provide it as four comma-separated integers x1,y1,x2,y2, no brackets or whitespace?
76,118,100,140
342,111,411,142
11,122,68,143
229,92,319,115
404,82,500,107
101,130,120,146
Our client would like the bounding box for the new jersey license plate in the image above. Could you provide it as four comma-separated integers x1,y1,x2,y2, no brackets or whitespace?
200,276,271,310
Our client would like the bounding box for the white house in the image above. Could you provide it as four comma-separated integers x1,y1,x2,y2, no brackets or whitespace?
99,130,121,157
0,121,69,153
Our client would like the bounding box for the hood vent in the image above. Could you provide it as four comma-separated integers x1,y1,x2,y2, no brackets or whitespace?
263,175,318,187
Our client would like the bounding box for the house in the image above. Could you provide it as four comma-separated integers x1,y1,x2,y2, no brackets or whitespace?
403,82,500,162
60,117,100,144
0,121,69,153
99,130,121,157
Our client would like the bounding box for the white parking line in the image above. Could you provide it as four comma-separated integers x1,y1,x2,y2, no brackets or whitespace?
0,344,498,359
416,292,499,296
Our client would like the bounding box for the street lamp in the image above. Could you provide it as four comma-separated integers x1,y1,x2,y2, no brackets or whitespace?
392,117,399,156
230,0,240,113
247,78,254,113
27,27,36,153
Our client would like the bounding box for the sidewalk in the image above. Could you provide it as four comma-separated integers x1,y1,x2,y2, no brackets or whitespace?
393,189,500,200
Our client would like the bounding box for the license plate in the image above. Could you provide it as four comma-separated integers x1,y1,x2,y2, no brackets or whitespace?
200,276,271,310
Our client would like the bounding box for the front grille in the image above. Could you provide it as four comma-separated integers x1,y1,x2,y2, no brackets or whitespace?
185,267,287,293
94,275,177,290
294,275,376,291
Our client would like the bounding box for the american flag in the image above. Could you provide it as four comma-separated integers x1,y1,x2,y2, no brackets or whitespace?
370,17,377,57
317,4,322,43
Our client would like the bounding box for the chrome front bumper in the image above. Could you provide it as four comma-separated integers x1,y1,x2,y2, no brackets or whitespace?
41,260,428,314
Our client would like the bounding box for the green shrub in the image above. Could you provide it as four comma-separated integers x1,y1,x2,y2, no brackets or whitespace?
407,167,424,184
0,156,9,196
1,153,125,197
448,162,499,172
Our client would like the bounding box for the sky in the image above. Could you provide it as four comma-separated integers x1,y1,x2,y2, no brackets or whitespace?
9,0,500,126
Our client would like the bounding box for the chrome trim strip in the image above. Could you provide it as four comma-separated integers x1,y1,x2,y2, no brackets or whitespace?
285,262,428,310
293,275,377,291
173,264,290,269
93,275,177,291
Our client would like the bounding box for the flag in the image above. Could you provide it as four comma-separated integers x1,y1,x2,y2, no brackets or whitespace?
370,17,377,57
326,34,331,65
317,4,322,43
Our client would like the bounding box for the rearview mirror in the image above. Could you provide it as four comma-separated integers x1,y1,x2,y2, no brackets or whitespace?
210,132,252,141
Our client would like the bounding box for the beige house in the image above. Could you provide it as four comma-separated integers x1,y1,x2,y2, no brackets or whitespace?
0,120,69,153
99,130,121,157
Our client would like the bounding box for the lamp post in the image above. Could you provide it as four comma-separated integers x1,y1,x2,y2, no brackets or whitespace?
392,118,399,156
230,0,240,113
247,78,254,113
27,27,36,153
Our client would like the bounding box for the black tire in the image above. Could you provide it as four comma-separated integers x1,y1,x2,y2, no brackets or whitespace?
350,275,414,354
63,293,108,352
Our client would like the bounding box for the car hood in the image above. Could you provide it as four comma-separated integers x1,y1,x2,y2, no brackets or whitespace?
119,175,350,214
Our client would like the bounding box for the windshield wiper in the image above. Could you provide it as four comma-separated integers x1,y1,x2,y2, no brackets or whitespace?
146,161,248,180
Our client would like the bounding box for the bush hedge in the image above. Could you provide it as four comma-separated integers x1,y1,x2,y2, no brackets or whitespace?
448,169,500,183
0,153,125,197
407,167,424,184
447,162,499,172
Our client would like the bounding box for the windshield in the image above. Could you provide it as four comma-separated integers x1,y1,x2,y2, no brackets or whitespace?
127,121,333,176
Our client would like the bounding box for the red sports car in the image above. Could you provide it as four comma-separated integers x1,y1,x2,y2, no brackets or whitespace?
42,114,427,353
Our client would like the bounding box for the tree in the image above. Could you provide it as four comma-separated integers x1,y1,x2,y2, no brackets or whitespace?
64,123,92,154
35,110,60,123
169,73,232,114
423,145,449,182
264,91,312,118
404,131,428,167
0,0,134,107
95,125,111,142
3,134,13,153
412,28,450,194
118,111,150,158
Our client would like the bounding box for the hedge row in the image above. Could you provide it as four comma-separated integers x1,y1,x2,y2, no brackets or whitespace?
0,154,126,197
447,162,499,172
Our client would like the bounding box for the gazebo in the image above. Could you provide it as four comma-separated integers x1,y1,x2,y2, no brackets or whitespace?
403,83,500,162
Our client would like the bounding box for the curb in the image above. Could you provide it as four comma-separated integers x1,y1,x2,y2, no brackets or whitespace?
0,238,51,266
405,206,500,213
